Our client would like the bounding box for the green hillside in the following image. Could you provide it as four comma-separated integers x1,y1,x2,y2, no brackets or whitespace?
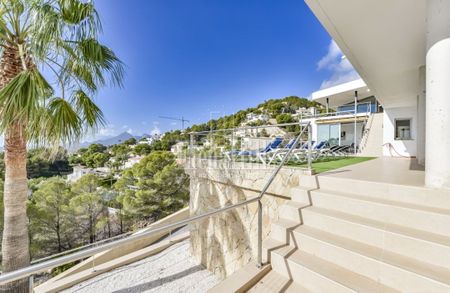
154,96,323,150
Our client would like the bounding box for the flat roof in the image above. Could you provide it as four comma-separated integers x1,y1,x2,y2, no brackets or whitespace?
305,0,426,108
312,79,370,107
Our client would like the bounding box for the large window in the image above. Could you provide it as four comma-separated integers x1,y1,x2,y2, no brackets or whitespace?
395,119,412,140
317,124,340,146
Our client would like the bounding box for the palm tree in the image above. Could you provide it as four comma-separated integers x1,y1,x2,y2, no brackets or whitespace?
0,1,123,291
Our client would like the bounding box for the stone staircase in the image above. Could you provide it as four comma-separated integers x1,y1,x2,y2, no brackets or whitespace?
359,112,383,157
248,177,450,292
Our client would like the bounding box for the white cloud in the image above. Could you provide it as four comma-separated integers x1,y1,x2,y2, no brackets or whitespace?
317,40,341,70
151,125,161,136
98,124,116,137
317,39,360,89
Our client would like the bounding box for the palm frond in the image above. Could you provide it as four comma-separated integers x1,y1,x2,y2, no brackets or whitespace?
72,89,105,129
59,0,95,25
75,38,124,87
0,69,53,130
0,0,124,146
47,97,82,139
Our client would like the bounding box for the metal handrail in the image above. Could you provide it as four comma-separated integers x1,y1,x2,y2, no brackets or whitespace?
189,108,371,136
189,121,309,135
0,122,311,285
0,197,259,285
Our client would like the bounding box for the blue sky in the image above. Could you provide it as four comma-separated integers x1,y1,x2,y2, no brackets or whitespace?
92,0,359,139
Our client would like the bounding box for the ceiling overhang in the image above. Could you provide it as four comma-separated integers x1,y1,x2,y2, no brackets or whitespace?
312,79,369,107
305,0,426,108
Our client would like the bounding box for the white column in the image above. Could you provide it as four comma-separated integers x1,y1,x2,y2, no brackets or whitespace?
425,0,450,189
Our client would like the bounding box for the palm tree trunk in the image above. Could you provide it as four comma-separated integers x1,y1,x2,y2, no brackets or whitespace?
0,45,30,293
1,122,30,293
56,212,62,253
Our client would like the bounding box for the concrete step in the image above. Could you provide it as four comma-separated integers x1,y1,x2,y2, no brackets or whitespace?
310,189,450,237
293,226,450,292
316,176,450,210
269,218,300,244
247,270,309,293
262,238,285,264
247,270,290,293
288,187,314,203
301,206,450,269
207,262,271,293
271,246,398,292
284,281,311,293
278,200,308,222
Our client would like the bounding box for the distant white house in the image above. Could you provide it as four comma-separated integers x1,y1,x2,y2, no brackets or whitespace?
67,165,110,182
138,134,161,145
293,107,317,119
245,113,269,124
234,125,286,139
138,137,153,145
171,141,186,155
123,155,143,169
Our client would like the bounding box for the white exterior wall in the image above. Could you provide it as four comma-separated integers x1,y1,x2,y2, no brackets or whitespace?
311,120,318,143
382,106,418,157
417,66,426,165
340,122,364,146
425,0,450,189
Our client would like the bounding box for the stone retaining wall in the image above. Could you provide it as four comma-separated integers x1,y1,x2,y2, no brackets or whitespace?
186,159,315,279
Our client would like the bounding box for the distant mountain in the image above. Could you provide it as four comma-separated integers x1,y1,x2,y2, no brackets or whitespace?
76,132,134,149
94,132,135,146
69,132,156,151
135,133,151,141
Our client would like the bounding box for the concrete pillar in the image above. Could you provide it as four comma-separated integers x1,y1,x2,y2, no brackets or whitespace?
425,0,450,189
417,66,426,166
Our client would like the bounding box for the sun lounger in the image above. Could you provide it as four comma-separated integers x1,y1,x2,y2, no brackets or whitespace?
225,137,283,164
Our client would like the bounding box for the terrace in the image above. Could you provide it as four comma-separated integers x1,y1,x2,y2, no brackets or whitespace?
1,0,450,292
0,112,448,292
0,118,375,289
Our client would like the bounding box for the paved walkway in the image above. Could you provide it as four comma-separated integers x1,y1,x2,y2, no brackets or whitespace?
319,157,425,186
63,240,219,293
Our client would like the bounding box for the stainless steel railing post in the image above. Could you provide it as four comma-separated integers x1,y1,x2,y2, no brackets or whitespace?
231,129,235,163
92,254,96,272
28,275,33,293
307,123,312,171
257,199,263,268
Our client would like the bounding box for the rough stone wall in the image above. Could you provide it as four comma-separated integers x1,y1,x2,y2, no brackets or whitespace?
187,159,313,279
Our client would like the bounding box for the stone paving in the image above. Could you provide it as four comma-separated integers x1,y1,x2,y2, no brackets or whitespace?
63,240,219,293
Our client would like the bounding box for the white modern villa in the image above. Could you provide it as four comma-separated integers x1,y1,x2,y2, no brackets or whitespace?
2,1,450,292
303,78,383,157
303,0,449,189
206,1,450,291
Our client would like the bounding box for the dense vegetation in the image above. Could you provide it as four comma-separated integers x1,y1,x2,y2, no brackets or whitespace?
0,150,188,261
146,96,325,151
187,96,323,133
0,148,72,180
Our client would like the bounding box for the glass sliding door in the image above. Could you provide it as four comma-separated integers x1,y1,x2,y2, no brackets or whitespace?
317,123,340,146
329,124,340,146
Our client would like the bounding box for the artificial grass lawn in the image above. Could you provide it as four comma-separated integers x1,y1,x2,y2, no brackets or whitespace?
291,156,376,174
